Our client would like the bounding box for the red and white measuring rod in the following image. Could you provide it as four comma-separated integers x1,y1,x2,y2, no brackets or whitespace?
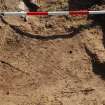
1,10,105,16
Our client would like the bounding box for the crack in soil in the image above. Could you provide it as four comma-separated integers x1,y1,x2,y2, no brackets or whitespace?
0,60,30,76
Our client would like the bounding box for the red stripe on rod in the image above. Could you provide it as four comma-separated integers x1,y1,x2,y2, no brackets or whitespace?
27,12,48,15
70,10,89,16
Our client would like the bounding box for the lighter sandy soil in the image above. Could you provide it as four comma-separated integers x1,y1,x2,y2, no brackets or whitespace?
0,0,105,105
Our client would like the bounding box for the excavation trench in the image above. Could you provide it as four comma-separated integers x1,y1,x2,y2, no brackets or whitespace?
0,0,105,105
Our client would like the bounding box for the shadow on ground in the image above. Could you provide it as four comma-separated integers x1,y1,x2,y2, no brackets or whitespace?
68,0,105,10
85,46,105,80
22,0,39,11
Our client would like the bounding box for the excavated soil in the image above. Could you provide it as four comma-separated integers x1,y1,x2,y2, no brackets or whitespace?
0,0,105,105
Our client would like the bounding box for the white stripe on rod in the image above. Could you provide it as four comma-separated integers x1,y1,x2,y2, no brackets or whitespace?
89,10,105,15
1,11,27,16
48,11,69,15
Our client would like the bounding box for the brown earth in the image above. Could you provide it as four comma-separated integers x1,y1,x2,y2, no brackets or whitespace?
0,0,105,105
